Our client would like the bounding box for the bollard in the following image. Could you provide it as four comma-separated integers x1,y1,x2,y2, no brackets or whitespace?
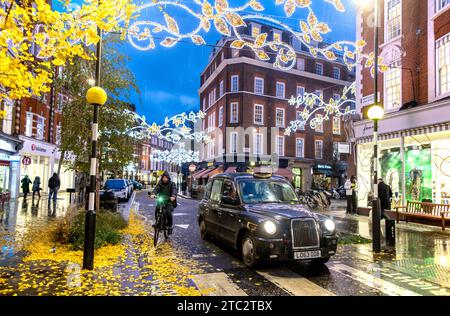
372,198,381,253
385,219,396,247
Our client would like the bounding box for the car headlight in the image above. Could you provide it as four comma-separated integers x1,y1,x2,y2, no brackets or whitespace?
263,221,277,235
324,219,335,232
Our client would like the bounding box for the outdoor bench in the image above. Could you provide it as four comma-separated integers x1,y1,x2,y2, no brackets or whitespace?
395,201,450,231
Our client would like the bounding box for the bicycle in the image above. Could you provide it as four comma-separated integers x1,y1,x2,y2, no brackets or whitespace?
151,194,171,247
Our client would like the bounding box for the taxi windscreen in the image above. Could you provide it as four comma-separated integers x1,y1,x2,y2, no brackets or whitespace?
238,180,299,204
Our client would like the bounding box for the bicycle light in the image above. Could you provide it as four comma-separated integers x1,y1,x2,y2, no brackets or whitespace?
158,197,165,203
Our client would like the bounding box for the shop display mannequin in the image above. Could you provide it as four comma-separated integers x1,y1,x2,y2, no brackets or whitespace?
409,168,423,201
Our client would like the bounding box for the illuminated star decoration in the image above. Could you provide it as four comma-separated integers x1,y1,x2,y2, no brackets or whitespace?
126,110,211,145
284,82,357,134
151,144,200,166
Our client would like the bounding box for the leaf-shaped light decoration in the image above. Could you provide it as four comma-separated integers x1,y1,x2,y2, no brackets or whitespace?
230,40,246,49
225,12,245,27
256,50,270,60
214,0,228,15
254,33,267,48
164,14,179,34
152,25,163,33
316,22,331,34
300,21,310,34
202,1,214,17
324,50,337,60
296,0,311,8
249,0,264,11
324,0,345,12
284,0,296,17
161,37,179,47
302,33,311,44
201,18,211,32
191,35,206,45
137,27,151,41
310,29,323,42
214,17,231,36
276,0,285,5
307,11,318,27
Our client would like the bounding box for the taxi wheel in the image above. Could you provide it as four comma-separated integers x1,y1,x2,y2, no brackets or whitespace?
241,233,258,268
199,218,210,240
310,257,330,266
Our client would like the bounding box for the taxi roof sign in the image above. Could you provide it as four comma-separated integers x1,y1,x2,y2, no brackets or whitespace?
253,172,272,179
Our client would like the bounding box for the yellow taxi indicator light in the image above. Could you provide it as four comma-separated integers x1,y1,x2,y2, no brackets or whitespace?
253,172,272,179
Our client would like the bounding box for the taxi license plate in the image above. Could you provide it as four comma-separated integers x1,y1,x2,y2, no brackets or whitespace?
294,250,321,260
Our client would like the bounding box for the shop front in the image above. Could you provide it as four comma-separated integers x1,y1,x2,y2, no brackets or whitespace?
0,134,22,198
312,164,344,190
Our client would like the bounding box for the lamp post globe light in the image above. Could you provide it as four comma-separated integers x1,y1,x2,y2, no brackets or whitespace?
83,86,107,270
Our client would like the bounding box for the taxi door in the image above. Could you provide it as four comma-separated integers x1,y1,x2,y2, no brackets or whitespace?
219,179,242,246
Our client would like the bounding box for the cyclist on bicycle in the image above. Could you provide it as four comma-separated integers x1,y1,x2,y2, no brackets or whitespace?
150,172,177,235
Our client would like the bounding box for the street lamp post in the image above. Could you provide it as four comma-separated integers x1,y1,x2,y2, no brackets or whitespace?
368,0,385,254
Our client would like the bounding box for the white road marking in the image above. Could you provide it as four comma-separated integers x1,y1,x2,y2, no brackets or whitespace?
257,267,334,296
328,263,421,296
191,272,247,296
192,254,217,258
173,213,189,216
175,224,189,229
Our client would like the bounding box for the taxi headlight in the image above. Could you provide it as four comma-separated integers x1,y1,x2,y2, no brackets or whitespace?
324,219,335,232
263,221,277,235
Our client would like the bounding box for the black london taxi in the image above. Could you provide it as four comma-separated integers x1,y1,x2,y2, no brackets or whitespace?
198,172,338,268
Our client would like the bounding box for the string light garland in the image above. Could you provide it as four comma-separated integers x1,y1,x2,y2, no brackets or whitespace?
284,82,357,134
151,145,200,166
126,110,211,144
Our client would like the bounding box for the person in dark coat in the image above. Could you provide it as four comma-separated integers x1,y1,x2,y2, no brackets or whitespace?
21,175,32,199
32,176,41,200
150,171,177,235
378,178,393,219
48,173,61,204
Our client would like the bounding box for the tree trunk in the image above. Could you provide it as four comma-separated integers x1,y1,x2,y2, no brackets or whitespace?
57,150,66,176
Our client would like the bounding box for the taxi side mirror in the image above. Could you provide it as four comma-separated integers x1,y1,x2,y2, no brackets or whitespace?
221,195,240,206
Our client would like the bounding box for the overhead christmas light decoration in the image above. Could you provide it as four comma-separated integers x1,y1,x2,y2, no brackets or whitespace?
284,82,357,134
124,0,376,72
152,145,200,166
126,110,211,144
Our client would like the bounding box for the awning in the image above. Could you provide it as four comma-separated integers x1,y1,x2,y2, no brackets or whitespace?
202,167,224,178
224,166,237,173
193,168,209,179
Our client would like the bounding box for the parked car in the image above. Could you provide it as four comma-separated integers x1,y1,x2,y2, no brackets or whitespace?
125,179,133,196
104,179,129,201
198,172,338,268
132,180,143,191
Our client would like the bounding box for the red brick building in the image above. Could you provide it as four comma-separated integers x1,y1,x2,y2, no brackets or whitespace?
354,0,450,207
197,21,356,192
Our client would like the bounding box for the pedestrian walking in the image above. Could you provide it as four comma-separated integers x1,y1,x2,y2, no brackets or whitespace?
48,173,61,204
21,175,32,199
378,178,393,219
344,175,359,214
32,176,41,200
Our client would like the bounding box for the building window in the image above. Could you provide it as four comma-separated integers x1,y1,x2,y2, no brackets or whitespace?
333,93,341,101
232,49,239,58
297,58,305,71
314,90,323,105
230,132,238,153
254,77,264,95
208,112,216,131
315,63,324,75
276,81,285,98
230,102,239,123
292,37,301,51
57,94,64,112
273,30,282,43
36,116,44,140
218,136,223,155
276,108,285,127
254,104,264,125
296,86,305,98
315,140,323,160
385,63,401,109
386,0,401,41
219,80,224,97
202,97,206,111
437,0,450,11
56,124,62,145
276,136,284,156
333,117,341,135
332,67,341,80
251,24,261,38
25,112,33,137
296,138,305,158
437,34,450,95
315,114,323,133
254,133,263,155
218,106,223,127
231,75,239,92
1,99,13,134
296,111,305,130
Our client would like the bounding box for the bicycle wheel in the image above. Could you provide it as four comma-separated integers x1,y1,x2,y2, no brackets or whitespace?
153,214,161,247
163,212,169,240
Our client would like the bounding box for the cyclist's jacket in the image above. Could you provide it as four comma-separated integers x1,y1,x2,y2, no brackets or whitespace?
152,172,177,205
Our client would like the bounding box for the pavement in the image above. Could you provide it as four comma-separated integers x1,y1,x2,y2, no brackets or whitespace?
1,191,450,296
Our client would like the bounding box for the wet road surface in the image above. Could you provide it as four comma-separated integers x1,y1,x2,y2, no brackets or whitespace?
135,191,450,296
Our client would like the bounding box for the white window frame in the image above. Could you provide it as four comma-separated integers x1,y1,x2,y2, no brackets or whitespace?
297,57,305,71
384,62,402,110
315,114,323,133
36,115,45,140
2,99,13,134
25,112,33,137
296,85,305,98
230,132,238,153
254,133,263,155
232,49,240,58
296,111,306,131
55,124,62,145
315,62,324,75
437,0,450,12
230,102,239,123
254,104,264,125
276,108,285,127
436,34,450,96
218,106,224,127
254,77,264,95
332,67,341,80
333,117,341,135
219,80,224,97
315,140,323,160
276,136,285,157
296,138,305,158
231,75,239,92
385,0,402,42
276,81,285,99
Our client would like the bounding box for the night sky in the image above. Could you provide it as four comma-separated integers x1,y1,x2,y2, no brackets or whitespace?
55,0,356,124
